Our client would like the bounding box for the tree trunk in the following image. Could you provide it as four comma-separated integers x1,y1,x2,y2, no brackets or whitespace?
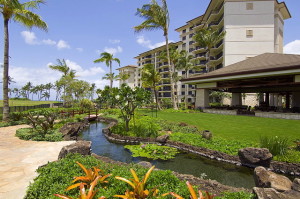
206,49,210,73
185,70,188,109
165,34,178,110
3,19,10,121
153,86,161,110
110,61,113,88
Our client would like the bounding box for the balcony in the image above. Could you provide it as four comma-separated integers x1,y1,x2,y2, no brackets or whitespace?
206,3,224,24
210,52,223,61
193,46,206,53
208,15,224,28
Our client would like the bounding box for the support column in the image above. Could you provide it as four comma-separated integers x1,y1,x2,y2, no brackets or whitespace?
269,94,274,106
286,93,290,109
274,94,278,107
265,93,270,107
231,93,242,106
259,93,264,106
292,92,300,108
278,95,283,107
195,89,209,108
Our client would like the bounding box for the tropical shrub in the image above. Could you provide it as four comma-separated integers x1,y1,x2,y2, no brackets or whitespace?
97,85,151,131
112,116,160,138
25,153,190,199
79,99,94,110
124,144,179,160
67,162,111,191
16,128,63,142
260,136,289,156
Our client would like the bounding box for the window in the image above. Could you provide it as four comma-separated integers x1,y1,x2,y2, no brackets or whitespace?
190,26,194,31
182,71,186,75
246,3,253,10
182,43,186,49
246,30,253,38
181,92,185,95
189,41,194,45
181,85,185,88
189,33,194,38
182,29,186,33
182,36,186,40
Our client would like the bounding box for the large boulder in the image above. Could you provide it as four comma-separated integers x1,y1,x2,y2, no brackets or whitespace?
58,141,91,159
253,187,300,199
254,166,292,192
202,130,212,140
59,122,88,140
292,178,300,192
138,161,153,168
238,147,272,167
156,134,169,143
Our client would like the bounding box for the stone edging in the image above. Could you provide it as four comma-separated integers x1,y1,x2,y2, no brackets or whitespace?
98,116,300,177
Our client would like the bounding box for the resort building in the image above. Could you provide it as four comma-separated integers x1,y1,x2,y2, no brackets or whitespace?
118,0,291,108
116,65,137,88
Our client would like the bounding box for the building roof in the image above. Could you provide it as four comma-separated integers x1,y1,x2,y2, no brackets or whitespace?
182,53,300,82
116,65,137,70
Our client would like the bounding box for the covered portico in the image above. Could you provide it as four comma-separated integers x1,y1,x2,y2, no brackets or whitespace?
182,53,300,113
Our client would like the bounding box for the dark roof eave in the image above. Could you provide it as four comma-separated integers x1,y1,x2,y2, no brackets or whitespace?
182,64,300,82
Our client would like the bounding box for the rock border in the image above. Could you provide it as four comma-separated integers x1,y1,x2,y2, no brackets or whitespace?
98,116,300,177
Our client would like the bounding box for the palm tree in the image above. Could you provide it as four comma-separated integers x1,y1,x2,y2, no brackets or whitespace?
134,0,177,109
141,63,161,110
116,72,130,83
88,83,96,100
44,83,53,100
102,73,118,87
176,50,197,108
0,0,47,121
94,52,120,88
193,27,226,72
49,59,76,104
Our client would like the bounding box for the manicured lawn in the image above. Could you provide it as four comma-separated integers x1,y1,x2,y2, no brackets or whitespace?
0,100,59,107
141,110,300,144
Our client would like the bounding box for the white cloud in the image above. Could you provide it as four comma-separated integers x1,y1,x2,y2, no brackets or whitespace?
284,40,300,54
21,31,38,45
99,46,123,55
136,35,172,49
76,48,83,52
42,39,56,46
109,39,121,44
57,40,71,50
65,60,105,78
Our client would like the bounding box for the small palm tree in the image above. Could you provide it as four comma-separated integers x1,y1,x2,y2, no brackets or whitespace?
116,72,130,82
134,0,177,109
94,52,120,88
193,27,225,72
102,73,118,87
141,63,161,110
0,0,47,121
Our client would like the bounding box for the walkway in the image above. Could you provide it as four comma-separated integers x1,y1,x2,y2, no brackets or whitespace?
0,125,75,199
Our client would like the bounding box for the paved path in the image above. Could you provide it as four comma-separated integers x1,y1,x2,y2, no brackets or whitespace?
0,125,75,199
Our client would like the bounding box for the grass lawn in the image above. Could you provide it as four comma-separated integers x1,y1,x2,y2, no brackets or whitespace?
141,109,300,144
0,100,59,107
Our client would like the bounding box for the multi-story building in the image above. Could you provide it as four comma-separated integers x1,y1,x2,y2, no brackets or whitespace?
118,0,290,106
116,65,137,88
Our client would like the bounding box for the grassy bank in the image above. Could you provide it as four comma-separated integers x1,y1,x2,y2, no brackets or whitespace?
0,100,59,107
140,109,300,144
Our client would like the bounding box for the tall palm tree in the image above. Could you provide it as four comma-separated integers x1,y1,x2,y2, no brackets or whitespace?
49,59,76,104
134,0,177,109
0,0,47,121
176,50,197,109
94,52,120,88
141,63,161,110
193,27,226,72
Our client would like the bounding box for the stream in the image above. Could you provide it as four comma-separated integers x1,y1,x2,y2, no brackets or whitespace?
81,122,255,189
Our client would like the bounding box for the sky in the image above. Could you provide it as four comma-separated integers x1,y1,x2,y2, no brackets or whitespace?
0,0,300,98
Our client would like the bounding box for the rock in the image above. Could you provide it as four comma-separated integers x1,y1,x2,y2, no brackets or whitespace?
178,122,188,127
58,141,91,159
238,147,272,167
292,178,300,192
253,187,300,199
156,134,169,143
202,130,212,140
254,166,292,192
253,187,283,199
59,122,87,140
138,161,153,168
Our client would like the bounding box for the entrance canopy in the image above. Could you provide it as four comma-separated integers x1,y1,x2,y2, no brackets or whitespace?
182,53,300,109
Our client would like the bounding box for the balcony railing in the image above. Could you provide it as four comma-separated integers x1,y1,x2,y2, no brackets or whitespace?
210,52,223,61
